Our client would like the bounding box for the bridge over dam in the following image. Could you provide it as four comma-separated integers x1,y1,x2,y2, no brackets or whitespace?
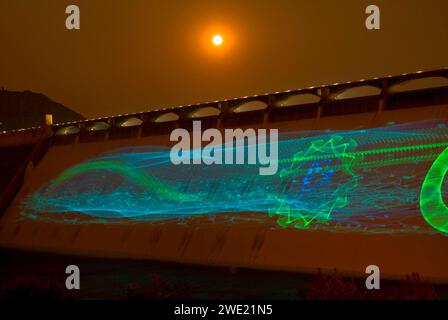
1,68,448,282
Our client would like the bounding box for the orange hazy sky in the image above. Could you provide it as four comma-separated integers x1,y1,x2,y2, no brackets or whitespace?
1,0,447,118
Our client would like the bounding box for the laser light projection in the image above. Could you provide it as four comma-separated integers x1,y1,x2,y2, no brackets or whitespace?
20,120,448,235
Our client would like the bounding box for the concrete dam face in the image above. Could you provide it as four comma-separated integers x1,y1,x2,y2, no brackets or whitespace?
1,70,448,281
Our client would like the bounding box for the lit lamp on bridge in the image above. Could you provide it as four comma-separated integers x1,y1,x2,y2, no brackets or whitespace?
45,114,53,126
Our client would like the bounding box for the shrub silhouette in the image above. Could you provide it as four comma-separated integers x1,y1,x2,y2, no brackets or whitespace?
0,276,71,300
302,269,358,300
122,273,192,300
300,269,437,300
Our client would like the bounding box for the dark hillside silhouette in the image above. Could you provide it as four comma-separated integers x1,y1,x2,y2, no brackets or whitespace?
0,89,84,131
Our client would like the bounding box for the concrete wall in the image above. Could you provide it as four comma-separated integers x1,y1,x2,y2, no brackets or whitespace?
1,103,448,282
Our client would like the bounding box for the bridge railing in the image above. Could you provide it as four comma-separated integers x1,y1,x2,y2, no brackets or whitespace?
1,68,447,144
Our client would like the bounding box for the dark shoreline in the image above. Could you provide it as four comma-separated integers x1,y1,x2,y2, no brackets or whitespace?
1,248,448,300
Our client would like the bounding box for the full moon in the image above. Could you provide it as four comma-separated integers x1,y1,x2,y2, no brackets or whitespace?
212,34,223,46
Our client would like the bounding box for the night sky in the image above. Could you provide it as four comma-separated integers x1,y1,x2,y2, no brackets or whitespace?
0,0,447,118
